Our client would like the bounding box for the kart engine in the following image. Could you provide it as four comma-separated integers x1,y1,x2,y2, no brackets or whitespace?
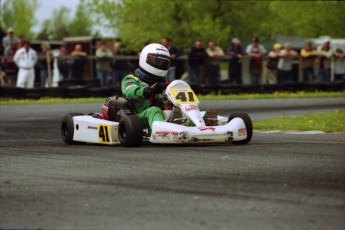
102,96,135,121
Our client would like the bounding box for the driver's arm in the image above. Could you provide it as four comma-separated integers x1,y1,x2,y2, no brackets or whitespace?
121,76,145,100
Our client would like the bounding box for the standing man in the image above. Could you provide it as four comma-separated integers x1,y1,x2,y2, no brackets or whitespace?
206,40,224,90
2,28,19,60
316,39,333,83
228,37,244,85
333,48,345,81
277,43,298,83
95,41,112,87
246,37,266,85
265,43,281,84
57,44,72,79
162,37,181,82
111,41,128,88
13,41,37,88
300,41,317,82
188,40,208,84
70,44,87,79
38,42,54,88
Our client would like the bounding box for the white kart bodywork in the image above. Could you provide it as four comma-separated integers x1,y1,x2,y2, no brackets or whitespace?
72,116,120,145
70,80,249,145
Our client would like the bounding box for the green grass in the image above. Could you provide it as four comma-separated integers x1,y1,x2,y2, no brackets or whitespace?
200,91,345,100
253,110,345,132
1,91,344,106
0,97,105,105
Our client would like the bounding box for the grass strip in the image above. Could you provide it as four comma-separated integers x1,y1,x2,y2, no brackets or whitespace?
0,97,104,105
253,110,345,132
200,91,345,100
1,91,344,106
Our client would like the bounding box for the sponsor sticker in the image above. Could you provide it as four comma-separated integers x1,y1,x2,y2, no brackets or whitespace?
238,128,247,136
185,105,199,112
125,82,135,89
198,127,216,132
154,131,180,140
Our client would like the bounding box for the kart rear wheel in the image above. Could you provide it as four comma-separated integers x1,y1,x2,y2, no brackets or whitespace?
228,113,253,145
118,115,143,147
61,113,84,144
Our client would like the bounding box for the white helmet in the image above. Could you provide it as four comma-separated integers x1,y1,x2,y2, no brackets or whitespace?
139,43,171,78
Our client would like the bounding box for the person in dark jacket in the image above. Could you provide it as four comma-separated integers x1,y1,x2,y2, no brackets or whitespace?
188,40,208,84
228,38,244,85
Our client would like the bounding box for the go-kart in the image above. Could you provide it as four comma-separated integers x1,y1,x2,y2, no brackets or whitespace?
61,80,253,147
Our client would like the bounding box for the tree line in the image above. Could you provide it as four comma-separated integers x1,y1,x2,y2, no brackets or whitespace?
1,0,344,52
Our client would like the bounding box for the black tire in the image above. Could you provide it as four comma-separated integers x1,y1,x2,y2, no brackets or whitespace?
228,113,253,145
61,113,84,144
118,115,143,147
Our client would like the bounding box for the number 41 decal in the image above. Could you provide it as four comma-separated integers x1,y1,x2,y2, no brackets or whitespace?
176,92,195,102
170,89,199,104
98,124,111,143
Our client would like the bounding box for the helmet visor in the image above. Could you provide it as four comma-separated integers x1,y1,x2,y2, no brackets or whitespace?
146,53,170,70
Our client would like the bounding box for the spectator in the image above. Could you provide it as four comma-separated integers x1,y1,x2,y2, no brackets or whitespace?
162,37,181,82
188,39,208,84
2,28,19,58
316,39,333,83
70,43,87,79
277,43,298,83
265,43,281,84
95,41,112,87
246,37,266,85
300,41,317,82
111,41,128,88
2,28,19,68
206,40,224,90
228,37,244,85
333,48,345,81
38,42,54,88
57,44,72,79
13,40,37,88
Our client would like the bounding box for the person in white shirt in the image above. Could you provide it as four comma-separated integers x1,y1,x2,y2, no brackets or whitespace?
245,37,266,85
13,41,37,88
277,43,298,83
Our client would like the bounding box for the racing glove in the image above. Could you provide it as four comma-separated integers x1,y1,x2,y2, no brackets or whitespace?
143,82,166,98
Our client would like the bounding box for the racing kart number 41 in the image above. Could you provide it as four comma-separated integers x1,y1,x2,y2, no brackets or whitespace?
61,80,253,147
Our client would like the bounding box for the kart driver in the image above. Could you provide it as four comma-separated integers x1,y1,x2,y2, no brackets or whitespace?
121,43,218,130
121,43,176,129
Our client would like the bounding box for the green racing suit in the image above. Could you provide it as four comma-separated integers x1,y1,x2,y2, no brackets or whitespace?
121,74,165,129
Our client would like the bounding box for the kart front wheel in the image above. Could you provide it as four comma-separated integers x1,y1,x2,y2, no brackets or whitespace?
61,113,84,144
228,113,253,145
118,115,143,147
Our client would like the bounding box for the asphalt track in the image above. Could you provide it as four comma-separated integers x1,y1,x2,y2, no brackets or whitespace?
0,98,345,230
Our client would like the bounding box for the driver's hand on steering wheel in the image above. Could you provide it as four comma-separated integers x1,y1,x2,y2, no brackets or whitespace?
143,82,166,98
